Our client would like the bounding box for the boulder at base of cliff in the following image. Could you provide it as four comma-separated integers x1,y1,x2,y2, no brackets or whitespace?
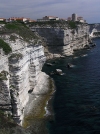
56,69,63,75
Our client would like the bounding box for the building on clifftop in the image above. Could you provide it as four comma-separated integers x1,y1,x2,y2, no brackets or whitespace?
72,13,77,22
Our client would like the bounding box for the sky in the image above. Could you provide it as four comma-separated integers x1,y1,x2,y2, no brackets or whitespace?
0,0,100,23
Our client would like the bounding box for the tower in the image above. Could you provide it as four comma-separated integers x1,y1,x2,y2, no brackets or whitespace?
72,13,77,22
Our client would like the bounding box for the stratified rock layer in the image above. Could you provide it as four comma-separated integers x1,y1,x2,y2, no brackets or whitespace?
0,23,90,126
0,33,46,124
31,24,89,58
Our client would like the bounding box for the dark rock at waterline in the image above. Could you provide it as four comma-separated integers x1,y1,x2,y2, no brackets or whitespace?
55,69,63,75
46,63,53,66
91,43,96,47
67,63,73,68
50,69,65,76
50,71,55,75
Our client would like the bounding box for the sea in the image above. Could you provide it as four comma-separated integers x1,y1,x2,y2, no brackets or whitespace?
42,38,100,134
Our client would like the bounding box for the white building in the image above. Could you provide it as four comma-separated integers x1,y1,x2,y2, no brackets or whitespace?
77,17,85,23
43,16,59,21
0,18,6,21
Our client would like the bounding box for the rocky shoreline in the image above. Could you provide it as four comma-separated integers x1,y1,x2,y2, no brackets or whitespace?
22,72,55,133
0,22,92,133
0,72,55,134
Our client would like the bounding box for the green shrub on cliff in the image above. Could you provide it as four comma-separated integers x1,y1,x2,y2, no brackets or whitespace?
68,21,77,29
5,23,20,30
9,35,18,41
9,53,23,61
0,39,12,54
0,71,8,81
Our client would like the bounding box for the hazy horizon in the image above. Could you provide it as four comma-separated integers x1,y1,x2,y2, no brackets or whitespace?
0,0,100,23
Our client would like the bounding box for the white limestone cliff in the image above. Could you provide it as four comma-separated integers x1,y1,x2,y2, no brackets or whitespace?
89,23,100,38
0,33,46,124
0,23,90,126
31,24,89,58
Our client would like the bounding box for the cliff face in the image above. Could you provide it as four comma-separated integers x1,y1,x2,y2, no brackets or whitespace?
30,23,89,58
0,22,90,127
0,55,11,112
0,33,46,124
9,45,46,124
89,23,100,37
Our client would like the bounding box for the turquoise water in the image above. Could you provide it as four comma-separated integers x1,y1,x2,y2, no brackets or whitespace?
42,38,100,134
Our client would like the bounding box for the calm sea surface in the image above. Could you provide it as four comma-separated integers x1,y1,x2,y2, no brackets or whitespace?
42,38,100,134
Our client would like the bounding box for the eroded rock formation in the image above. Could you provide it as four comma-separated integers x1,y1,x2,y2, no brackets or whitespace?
30,23,89,58
0,22,90,126
89,23,100,37
0,33,46,125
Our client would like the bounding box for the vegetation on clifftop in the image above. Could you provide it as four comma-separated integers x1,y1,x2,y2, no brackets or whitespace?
68,21,77,29
29,20,82,29
4,22,39,42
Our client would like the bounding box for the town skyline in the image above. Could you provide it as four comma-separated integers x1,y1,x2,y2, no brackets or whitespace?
0,0,100,23
0,14,86,24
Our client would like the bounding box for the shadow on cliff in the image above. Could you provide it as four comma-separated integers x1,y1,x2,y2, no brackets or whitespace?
35,28,65,55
